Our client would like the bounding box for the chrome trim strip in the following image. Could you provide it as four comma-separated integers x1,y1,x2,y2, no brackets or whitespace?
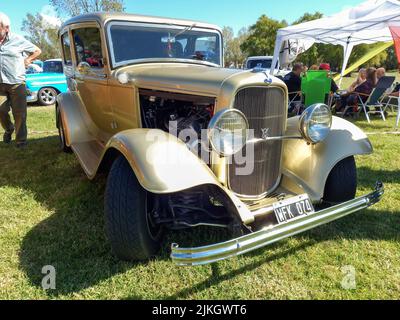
170,182,384,266
30,81,67,86
247,135,303,143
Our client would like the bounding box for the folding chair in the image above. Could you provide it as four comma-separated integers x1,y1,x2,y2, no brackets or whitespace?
380,82,398,112
381,82,400,127
383,95,399,113
397,103,400,127
342,76,395,123
387,93,400,127
288,91,302,114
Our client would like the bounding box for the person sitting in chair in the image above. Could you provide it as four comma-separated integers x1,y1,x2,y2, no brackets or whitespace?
377,67,386,81
348,68,367,93
283,63,304,113
319,63,339,93
283,63,303,103
337,67,377,114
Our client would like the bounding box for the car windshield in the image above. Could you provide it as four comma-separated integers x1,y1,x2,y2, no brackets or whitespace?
247,59,272,69
108,23,222,67
43,61,63,73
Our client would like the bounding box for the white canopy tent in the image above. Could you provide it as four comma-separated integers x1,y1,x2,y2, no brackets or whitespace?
271,0,400,83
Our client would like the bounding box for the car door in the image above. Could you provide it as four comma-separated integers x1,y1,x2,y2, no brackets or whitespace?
60,31,75,92
70,24,114,142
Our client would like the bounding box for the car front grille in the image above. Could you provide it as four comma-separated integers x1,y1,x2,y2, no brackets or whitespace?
228,86,286,198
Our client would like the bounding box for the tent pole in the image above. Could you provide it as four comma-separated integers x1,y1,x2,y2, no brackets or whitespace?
339,41,354,88
270,36,283,75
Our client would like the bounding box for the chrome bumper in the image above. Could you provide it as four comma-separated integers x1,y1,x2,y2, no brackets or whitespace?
171,182,384,266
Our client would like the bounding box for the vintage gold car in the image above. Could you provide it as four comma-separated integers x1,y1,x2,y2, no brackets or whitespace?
56,12,383,266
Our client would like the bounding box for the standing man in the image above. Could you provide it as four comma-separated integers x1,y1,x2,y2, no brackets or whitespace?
0,12,41,148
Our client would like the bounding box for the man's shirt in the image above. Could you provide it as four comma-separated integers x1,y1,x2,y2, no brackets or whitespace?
0,33,37,85
283,71,302,101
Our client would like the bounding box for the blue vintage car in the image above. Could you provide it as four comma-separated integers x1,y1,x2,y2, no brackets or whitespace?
26,59,68,106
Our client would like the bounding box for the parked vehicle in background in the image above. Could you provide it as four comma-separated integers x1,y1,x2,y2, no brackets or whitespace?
26,59,68,106
56,13,383,266
26,59,44,74
245,56,274,70
26,63,43,74
244,56,290,78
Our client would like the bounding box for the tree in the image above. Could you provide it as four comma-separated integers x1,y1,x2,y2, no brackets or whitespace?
223,26,249,68
22,13,61,61
384,46,398,70
241,15,287,57
222,26,234,67
49,0,125,17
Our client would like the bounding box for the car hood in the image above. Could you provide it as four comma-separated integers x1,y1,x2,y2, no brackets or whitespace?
115,63,252,97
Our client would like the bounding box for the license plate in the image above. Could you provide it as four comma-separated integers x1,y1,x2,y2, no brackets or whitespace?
273,194,315,224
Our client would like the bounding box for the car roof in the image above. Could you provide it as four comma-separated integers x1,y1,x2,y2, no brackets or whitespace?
61,12,222,33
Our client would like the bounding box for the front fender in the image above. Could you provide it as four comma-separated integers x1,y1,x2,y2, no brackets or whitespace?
103,129,255,223
106,129,220,194
283,116,373,201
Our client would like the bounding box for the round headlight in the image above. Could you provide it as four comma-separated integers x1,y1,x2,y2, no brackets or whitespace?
299,103,332,143
208,109,249,156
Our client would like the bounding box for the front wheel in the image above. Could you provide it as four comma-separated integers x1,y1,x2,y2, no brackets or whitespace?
323,156,357,204
104,156,163,261
38,87,58,106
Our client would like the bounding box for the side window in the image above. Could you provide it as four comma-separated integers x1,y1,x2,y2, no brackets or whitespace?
195,36,215,52
61,33,72,66
72,28,104,68
43,61,63,73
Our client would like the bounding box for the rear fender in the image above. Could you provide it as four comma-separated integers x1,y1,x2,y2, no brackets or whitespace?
56,92,95,146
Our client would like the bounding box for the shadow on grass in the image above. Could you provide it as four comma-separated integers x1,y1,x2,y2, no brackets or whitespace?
0,136,398,298
357,166,400,189
158,241,314,300
0,136,144,296
155,207,400,300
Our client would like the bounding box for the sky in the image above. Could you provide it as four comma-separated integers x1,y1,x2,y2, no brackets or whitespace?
1,0,367,35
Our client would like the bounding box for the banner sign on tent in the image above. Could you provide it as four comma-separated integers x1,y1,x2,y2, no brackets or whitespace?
279,39,314,68
389,26,400,70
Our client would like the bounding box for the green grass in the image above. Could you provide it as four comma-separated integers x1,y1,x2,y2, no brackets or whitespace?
0,103,399,300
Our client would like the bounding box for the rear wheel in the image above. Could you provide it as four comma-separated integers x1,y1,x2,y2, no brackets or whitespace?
38,87,57,106
323,156,357,204
104,156,163,261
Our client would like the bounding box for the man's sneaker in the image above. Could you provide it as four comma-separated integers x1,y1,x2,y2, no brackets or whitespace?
3,130,13,144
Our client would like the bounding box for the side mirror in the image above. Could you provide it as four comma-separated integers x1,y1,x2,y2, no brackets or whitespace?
77,61,91,75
